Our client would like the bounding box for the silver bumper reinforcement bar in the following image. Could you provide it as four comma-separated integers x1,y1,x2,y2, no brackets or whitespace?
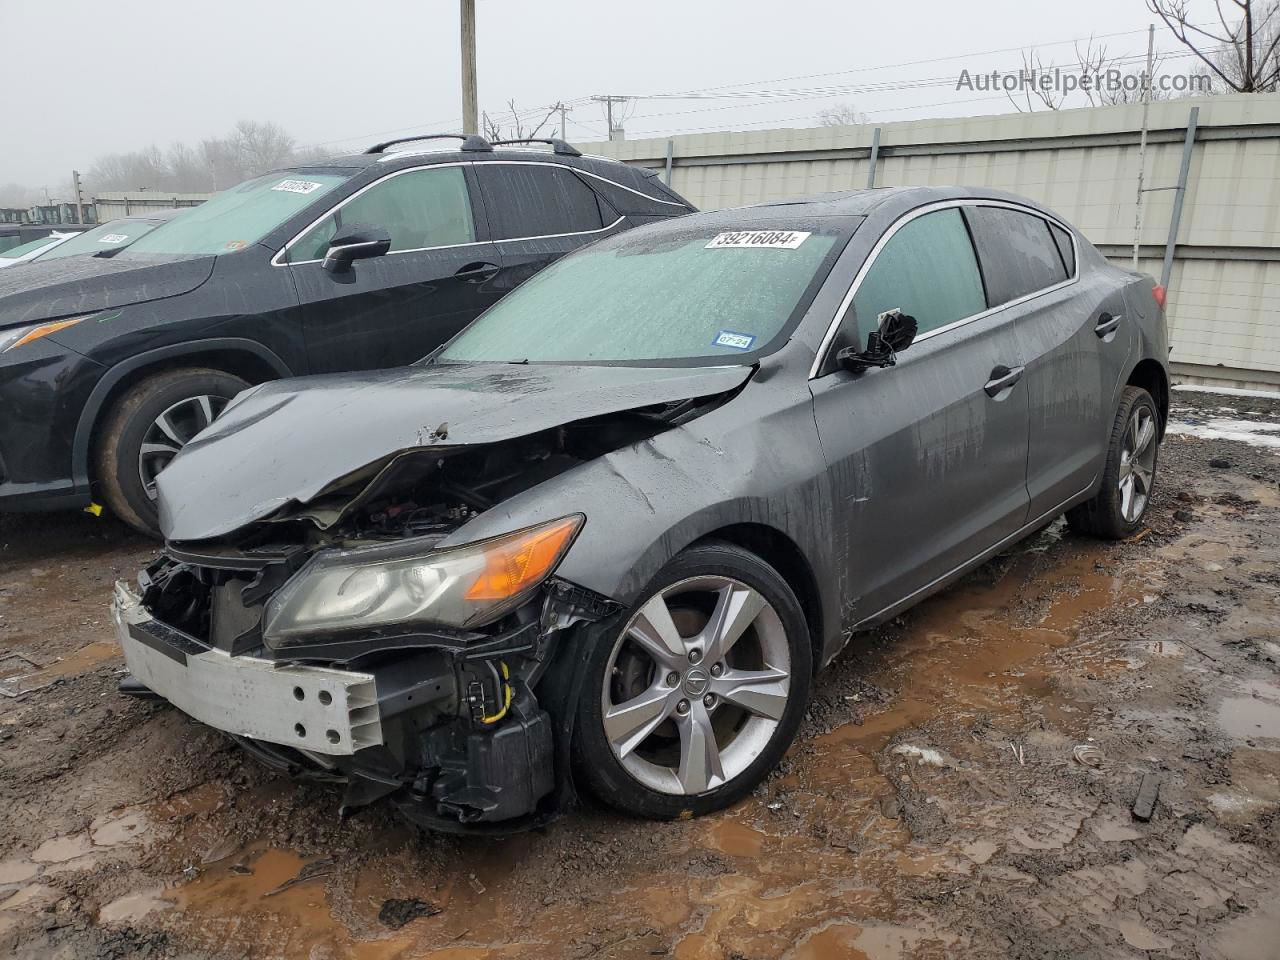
111,581,382,756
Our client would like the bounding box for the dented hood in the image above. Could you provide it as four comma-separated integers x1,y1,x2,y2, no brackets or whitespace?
158,361,753,542
0,253,214,328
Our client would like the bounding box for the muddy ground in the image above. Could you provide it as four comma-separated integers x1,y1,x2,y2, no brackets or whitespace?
1,386,1278,960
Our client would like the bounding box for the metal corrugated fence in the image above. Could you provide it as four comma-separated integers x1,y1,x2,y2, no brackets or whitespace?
583,94,1280,390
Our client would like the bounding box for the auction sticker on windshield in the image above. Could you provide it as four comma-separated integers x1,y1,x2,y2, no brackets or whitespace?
98,234,129,244
271,179,325,195
705,230,811,250
713,330,756,350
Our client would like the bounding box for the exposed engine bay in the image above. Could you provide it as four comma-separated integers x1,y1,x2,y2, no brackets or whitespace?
115,394,730,831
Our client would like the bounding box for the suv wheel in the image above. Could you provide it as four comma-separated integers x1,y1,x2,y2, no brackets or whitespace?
96,368,248,536
574,542,812,819
1066,385,1160,540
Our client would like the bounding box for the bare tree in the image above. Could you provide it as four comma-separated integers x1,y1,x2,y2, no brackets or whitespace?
482,100,558,142
1003,39,1171,111
0,183,42,208
232,120,297,174
1005,48,1068,111
817,102,868,126
1148,0,1280,91
85,121,322,194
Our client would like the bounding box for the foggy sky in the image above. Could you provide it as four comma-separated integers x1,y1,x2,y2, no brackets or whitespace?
2,0,1165,195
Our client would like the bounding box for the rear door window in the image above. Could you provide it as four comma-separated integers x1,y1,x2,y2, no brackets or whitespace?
287,166,475,263
1049,222,1076,277
964,206,1068,305
849,207,987,341
476,164,606,240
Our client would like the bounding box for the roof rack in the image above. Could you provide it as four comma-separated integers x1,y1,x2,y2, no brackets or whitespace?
365,133,492,155
489,138,582,157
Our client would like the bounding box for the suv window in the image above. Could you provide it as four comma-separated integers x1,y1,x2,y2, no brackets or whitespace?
478,165,606,240
964,206,1068,305
848,208,987,341
287,166,475,263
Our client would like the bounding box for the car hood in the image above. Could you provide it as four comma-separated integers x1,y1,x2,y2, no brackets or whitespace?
158,362,754,542
0,254,215,328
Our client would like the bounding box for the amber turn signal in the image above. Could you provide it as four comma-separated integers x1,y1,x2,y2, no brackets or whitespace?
465,515,583,601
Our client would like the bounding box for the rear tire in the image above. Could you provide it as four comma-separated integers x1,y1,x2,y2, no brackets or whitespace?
95,368,248,537
1066,386,1160,540
573,542,812,820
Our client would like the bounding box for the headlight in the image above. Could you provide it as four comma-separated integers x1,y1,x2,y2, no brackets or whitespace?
0,316,88,353
262,515,583,642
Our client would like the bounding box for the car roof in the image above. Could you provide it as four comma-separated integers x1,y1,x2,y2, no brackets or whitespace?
723,185,1067,223
297,137,667,190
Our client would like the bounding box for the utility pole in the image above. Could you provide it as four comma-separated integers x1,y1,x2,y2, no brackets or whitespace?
591,95,629,141
1132,23,1155,270
460,0,478,135
71,170,85,225
553,102,571,140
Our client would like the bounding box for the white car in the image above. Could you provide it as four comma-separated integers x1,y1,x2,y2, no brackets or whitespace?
0,231,76,268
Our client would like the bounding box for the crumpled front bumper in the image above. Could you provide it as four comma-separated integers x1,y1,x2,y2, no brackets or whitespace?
110,581,383,756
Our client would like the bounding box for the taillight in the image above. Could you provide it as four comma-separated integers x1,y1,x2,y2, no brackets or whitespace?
1152,284,1167,311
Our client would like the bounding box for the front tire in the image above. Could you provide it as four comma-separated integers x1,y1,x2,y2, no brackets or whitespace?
95,368,248,537
1066,385,1160,540
573,542,812,820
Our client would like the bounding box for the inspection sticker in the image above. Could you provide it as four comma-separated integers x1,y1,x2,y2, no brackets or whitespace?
712,330,756,351
705,230,811,250
271,179,325,195
97,234,129,244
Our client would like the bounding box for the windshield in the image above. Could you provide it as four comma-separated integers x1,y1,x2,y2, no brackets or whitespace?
0,235,64,260
121,171,350,257
36,219,162,260
439,221,850,365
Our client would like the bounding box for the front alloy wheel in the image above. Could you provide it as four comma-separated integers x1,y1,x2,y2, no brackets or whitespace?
575,543,811,819
139,394,230,500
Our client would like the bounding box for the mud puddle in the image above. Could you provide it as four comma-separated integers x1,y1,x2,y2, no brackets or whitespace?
5,402,1280,960
115,538,1145,960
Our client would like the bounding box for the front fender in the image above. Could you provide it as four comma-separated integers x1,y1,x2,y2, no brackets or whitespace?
69,338,294,487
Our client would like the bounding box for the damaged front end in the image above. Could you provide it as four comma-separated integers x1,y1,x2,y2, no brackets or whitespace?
111,364,748,831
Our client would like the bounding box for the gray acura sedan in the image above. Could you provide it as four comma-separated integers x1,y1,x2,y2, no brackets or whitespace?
111,185,1168,831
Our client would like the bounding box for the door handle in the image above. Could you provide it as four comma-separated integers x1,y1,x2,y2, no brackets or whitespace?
1095,312,1123,337
984,364,1025,398
454,261,499,282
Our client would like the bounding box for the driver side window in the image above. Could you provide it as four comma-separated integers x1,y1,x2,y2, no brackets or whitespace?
848,207,987,342
287,166,476,263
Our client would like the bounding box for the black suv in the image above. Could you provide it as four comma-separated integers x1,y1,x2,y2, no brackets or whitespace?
0,135,694,534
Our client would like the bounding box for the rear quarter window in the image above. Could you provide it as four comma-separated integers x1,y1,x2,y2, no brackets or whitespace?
1049,222,1076,277
964,206,1068,305
477,165,605,239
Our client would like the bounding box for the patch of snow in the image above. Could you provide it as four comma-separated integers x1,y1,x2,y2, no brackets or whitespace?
1174,384,1280,399
1167,416,1280,449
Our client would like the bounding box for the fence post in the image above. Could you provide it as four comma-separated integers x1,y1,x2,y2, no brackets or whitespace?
1161,106,1199,289
664,139,674,186
866,127,881,189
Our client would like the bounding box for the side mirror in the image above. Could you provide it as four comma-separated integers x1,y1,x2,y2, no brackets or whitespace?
321,226,391,273
836,308,918,374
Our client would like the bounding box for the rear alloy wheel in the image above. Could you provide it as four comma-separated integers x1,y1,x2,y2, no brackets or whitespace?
575,543,811,819
96,368,248,537
1066,385,1160,539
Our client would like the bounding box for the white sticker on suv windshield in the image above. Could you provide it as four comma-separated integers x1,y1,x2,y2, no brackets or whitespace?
271,179,325,195
97,234,129,244
705,230,811,250
713,330,756,351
